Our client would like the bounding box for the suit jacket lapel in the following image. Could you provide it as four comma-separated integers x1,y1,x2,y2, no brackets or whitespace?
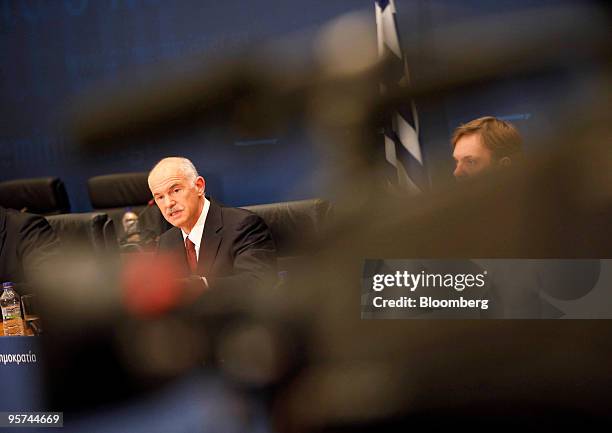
199,199,222,277
164,227,190,274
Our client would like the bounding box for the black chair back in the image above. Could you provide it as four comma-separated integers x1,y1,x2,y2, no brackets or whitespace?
0,177,70,215
46,212,118,255
242,198,332,275
88,172,169,240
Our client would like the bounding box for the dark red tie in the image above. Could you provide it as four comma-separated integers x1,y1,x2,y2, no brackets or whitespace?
185,238,197,272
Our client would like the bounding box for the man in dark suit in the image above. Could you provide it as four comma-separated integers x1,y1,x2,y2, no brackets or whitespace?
148,157,277,292
0,206,60,286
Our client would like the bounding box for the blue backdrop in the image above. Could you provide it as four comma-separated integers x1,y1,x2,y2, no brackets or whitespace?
0,0,593,211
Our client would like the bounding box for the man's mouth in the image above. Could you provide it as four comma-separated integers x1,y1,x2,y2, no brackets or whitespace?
168,209,183,218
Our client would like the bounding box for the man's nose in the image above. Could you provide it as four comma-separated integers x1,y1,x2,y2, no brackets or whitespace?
163,196,176,208
453,163,464,178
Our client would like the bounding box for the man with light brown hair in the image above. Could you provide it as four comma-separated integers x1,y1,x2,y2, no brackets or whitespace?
451,116,523,179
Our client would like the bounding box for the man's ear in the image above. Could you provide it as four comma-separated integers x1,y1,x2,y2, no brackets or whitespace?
498,156,512,167
195,176,206,196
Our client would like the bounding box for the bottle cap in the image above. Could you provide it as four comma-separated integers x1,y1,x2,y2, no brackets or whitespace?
2,282,14,289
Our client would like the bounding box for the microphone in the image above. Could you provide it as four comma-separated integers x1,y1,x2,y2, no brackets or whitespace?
137,198,156,218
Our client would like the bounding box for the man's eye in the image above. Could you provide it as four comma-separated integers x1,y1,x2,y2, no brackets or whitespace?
174,188,181,193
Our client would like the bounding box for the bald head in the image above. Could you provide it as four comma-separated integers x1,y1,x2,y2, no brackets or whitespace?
149,157,198,183
148,157,205,233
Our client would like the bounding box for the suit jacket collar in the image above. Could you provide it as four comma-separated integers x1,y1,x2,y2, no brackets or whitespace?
198,198,223,277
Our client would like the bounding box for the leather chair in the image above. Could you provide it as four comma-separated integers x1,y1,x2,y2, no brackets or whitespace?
46,212,118,256
87,172,169,243
0,177,70,215
241,198,332,276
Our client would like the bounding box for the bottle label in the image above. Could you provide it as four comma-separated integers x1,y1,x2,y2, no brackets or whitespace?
2,306,21,321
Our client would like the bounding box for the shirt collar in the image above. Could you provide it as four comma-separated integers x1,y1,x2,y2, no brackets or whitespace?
181,197,210,252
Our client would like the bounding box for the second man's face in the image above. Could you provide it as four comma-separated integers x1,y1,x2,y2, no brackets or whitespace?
452,133,494,180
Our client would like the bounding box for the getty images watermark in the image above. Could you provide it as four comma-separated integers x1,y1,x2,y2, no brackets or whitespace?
361,259,612,319
371,268,489,310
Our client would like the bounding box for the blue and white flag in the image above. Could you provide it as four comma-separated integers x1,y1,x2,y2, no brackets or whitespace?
375,0,428,193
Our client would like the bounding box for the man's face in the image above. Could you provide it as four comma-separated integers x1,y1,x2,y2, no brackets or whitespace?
148,162,205,233
452,133,494,180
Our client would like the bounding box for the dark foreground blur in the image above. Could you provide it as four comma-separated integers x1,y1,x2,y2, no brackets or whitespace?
26,2,612,431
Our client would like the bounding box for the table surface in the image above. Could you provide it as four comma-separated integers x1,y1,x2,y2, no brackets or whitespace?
0,319,35,336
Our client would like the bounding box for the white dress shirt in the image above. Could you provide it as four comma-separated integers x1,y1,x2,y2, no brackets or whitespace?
181,197,210,262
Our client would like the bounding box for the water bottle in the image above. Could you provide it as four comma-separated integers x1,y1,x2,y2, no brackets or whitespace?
1,282,25,336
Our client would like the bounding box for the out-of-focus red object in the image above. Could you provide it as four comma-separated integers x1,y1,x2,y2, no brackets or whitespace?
121,252,185,317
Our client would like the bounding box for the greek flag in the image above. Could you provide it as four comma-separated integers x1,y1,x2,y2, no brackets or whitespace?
375,0,427,193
